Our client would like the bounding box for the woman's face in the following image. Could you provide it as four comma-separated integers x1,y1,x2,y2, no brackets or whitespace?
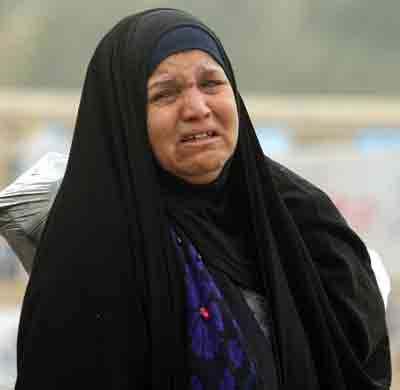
147,50,239,184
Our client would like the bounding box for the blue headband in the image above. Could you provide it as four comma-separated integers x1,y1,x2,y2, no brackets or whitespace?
148,26,226,76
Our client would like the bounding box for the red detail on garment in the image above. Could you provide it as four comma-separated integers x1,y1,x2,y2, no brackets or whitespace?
199,307,210,320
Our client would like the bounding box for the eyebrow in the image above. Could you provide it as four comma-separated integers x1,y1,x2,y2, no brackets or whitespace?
148,64,224,91
148,78,177,92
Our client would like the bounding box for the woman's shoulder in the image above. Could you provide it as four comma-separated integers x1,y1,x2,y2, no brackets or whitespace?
264,154,348,227
265,155,329,201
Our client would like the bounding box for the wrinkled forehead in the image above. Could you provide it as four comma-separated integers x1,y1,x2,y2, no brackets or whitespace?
147,50,227,91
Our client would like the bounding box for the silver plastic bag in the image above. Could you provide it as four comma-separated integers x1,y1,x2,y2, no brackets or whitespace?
0,153,67,273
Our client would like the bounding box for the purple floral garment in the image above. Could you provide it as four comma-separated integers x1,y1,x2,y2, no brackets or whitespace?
171,228,259,390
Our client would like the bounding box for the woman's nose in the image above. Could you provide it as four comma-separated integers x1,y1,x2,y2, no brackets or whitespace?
181,88,211,120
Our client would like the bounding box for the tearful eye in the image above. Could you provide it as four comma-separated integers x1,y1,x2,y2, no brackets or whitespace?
149,89,178,104
151,91,168,100
202,79,224,88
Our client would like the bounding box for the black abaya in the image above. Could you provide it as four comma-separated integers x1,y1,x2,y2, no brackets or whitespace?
15,8,390,390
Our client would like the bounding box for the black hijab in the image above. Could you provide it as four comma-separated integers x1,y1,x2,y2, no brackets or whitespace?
16,8,390,390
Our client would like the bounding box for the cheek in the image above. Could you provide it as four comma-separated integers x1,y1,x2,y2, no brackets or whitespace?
232,106,239,140
223,99,239,146
147,112,177,168
217,88,238,129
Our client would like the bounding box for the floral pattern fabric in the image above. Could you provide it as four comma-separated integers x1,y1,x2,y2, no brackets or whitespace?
171,228,261,389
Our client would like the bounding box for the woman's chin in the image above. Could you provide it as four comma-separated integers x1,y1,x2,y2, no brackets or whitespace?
178,163,225,185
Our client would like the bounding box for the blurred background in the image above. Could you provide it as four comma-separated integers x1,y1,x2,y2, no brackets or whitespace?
0,1,399,388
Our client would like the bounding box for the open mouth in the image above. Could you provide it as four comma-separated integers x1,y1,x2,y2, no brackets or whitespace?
181,131,217,143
